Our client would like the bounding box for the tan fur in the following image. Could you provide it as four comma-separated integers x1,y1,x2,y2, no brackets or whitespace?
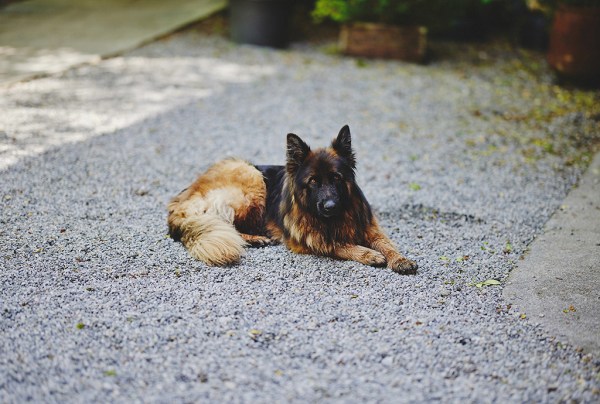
333,244,386,266
167,159,266,266
240,233,274,246
177,214,245,265
282,204,333,255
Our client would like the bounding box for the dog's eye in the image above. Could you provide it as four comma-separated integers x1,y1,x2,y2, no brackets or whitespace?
308,177,318,186
333,173,342,182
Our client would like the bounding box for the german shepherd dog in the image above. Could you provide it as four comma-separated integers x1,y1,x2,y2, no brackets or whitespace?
167,125,417,274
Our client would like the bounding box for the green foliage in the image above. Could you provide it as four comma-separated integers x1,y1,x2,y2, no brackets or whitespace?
312,0,411,24
312,0,498,27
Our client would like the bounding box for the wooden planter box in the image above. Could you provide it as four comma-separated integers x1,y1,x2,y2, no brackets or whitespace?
340,23,427,63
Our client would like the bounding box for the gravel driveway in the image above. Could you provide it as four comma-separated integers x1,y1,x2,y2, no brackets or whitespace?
1,27,599,402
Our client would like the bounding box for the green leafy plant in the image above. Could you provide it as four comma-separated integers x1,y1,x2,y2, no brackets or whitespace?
312,0,501,30
312,0,455,25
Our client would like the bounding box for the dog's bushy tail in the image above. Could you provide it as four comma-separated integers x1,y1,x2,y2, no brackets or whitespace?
167,196,246,266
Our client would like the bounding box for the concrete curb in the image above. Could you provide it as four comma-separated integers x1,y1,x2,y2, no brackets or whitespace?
504,151,600,357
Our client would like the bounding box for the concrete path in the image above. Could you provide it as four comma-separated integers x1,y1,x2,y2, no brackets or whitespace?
504,152,600,357
0,0,225,85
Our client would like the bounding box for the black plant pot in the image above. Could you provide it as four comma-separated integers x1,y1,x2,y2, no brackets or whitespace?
229,0,293,48
519,10,549,51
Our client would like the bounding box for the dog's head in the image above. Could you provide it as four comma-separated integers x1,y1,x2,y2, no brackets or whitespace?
286,125,356,219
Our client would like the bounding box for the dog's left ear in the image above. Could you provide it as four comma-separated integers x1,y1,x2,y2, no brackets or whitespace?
332,125,356,168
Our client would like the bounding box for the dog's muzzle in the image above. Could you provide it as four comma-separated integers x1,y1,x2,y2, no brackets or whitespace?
318,199,339,218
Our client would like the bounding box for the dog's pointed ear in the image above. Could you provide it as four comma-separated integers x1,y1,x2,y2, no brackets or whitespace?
287,133,310,173
332,125,355,168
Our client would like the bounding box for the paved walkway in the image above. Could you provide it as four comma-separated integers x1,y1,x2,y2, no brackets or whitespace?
0,0,225,85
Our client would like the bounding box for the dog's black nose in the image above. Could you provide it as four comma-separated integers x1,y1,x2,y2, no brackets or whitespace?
323,200,336,212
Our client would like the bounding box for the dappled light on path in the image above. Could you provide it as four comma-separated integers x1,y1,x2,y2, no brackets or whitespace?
0,56,275,170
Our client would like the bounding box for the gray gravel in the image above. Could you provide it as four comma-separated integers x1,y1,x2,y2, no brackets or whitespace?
1,28,600,403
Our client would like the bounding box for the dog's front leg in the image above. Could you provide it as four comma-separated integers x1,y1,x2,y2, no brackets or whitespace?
366,222,418,274
333,244,386,267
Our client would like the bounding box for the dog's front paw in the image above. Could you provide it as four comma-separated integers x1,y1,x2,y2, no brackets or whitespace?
387,255,418,274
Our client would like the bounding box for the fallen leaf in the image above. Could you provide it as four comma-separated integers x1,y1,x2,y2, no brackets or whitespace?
470,279,502,288
409,182,421,191
355,59,368,68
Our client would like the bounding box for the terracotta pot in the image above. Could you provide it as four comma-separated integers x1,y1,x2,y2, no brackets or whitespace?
340,23,427,63
547,5,600,85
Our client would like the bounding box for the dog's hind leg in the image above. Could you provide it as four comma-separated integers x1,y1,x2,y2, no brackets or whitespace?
240,233,278,247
